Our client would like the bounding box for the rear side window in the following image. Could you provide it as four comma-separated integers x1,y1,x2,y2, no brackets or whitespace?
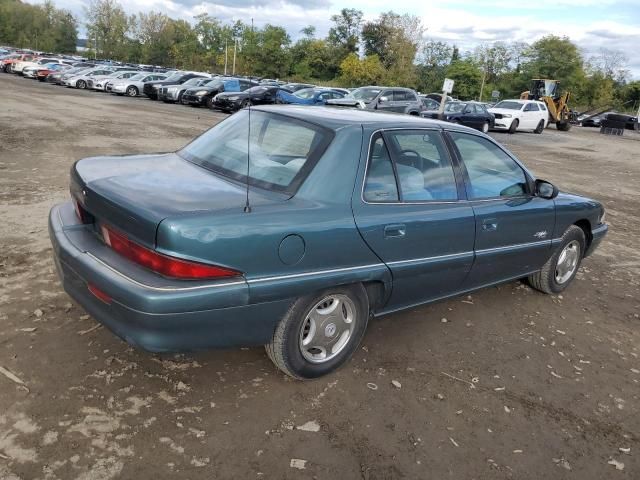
450,132,527,199
386,131,458,201
364,131,458,202
364,136,399,202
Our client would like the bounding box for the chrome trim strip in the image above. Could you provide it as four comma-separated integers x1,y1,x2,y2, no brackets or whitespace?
247,263,387,284
386,251,473,266
476,239,550,255
86,253,246,292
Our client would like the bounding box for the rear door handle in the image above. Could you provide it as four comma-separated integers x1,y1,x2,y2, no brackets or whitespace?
384,224,406,238
482,219,498,231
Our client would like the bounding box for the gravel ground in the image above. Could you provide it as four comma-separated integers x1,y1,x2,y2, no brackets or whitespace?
0,74,639,480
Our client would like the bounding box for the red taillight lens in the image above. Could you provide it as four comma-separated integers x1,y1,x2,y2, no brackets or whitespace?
73,198,91,224
101,225,241,280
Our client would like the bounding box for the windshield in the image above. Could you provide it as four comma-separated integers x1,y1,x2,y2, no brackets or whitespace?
180,110,332,193
163,73,183,82
182,77,203,86
247,86,269,94
494,101,523,110
445,103,466,113
349,87,381,102
294,88,316,99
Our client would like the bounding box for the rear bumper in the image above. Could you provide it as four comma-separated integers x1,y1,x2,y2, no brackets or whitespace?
49,202,289,352
585,223,608,257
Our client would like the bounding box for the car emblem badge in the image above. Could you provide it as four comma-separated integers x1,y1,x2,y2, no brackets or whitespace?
325,323,337,337
534,231,548,239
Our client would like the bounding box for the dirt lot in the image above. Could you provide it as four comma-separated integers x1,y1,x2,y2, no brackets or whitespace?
0,74,638,480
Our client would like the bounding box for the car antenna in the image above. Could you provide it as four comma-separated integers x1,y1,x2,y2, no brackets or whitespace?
243,18,254,214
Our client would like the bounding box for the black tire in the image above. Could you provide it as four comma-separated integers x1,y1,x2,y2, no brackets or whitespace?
481,121,489,133
534,120,545,134
528,225,586,294
126,86,138,97
206,96,215,109
265,284,369,379
176,91,184,103
76,79,86,89
240,99,251,109
556,121,571,131
508,119,519,134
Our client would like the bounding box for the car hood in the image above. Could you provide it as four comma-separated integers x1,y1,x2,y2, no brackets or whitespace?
72,152,280,246
488,108,522,115
186,85,220,94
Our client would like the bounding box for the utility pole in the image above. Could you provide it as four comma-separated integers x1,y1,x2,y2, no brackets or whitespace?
479,67,486,102
232,38,237,75
224,40,228,75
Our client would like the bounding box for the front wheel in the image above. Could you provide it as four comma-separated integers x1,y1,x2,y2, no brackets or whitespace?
508,119,519,134
126,86,138,97
240,99,251,109
266,284,369,379
481,121,489,133
534,120,545,134
528,225,585,294
556,121,571,131
76,79,86,89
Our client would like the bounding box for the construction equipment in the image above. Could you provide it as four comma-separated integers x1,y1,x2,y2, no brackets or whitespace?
520,79,572,131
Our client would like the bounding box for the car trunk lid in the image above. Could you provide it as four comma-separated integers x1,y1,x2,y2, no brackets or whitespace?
71,152,280,247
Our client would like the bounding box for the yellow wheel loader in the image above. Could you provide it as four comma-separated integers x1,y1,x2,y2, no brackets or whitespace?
520,79,572,131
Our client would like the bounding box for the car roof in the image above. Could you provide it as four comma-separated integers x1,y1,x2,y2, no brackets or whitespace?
252,105,469,132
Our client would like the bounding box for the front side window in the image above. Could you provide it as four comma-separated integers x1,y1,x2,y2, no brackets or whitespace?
450,132,527,199
180,110,332,194
364,136,399,202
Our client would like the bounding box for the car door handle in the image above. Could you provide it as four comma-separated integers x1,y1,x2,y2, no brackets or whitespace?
384,224,406,238
482,219,498,231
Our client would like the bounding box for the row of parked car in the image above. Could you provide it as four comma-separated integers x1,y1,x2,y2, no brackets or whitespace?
1,48,563,135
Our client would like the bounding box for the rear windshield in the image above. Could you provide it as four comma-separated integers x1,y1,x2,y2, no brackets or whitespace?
350,87,381,102
494,101,523,110
179,110,333,194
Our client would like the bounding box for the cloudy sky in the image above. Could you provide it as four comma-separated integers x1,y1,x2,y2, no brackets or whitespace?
27,0,640,78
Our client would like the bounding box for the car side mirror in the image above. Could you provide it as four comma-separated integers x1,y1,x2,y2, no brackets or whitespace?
379,96,389,103
535,179,558,199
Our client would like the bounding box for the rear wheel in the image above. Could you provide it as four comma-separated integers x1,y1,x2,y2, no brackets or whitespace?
266,284,369,379
534,120,545,134
508,119,519,134
76,79,86,89
528,225,585,294
126,86,138,97
481,121,489,133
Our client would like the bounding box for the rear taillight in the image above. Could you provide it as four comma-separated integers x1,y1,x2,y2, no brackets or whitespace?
73,198,91,224
100,224,241,280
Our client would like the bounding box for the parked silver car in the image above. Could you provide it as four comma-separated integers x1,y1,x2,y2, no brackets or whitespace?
158,76,216,103
88,71,140,91
109,72,167,97
64,68,116,89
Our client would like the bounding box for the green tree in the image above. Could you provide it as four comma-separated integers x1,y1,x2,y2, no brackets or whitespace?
85,0,133,59
339,53,386,87
446,59,483,99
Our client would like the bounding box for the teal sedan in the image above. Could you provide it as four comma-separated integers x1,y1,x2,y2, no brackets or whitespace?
49,106,608,379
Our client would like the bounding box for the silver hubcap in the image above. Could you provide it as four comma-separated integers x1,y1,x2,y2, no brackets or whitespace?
299,294,356,363
555,240,580,284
